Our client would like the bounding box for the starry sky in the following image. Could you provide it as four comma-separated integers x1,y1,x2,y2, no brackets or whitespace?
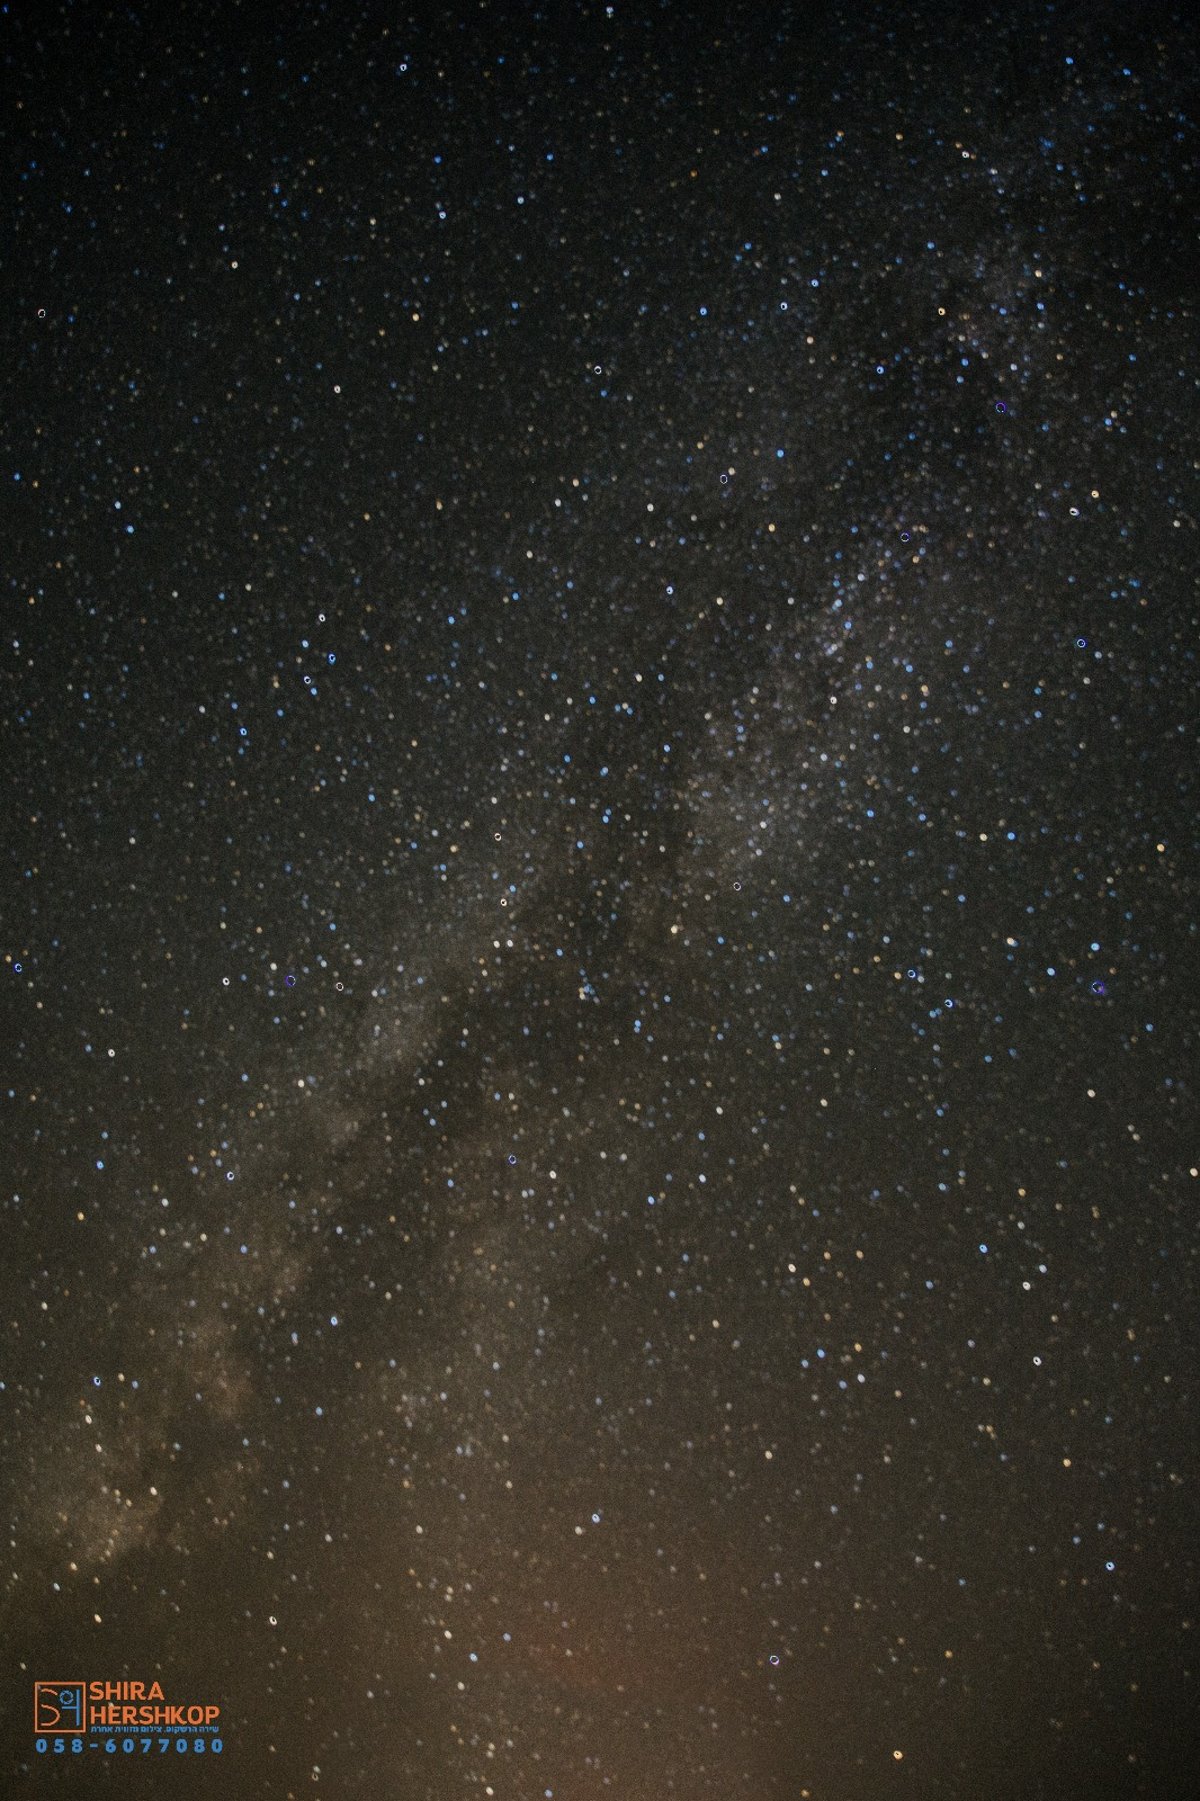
2,2,1198,1796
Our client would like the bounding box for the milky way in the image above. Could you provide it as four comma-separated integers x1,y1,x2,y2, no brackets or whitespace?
3,3,1197,1796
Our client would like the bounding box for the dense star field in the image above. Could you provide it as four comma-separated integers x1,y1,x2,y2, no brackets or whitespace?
2,2,1197,1796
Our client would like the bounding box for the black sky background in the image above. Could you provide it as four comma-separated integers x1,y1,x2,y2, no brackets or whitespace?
2,2,1198,1797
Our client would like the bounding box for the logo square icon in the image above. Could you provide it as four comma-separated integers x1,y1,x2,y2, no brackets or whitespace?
34,1682,85,1732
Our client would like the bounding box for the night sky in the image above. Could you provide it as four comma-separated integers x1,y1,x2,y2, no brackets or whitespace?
3,2,1198,1796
